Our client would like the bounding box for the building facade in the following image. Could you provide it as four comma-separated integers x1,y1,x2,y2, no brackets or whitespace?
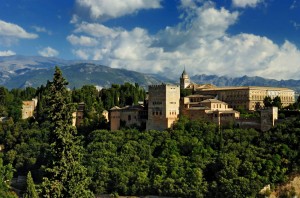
196,86,295,111
181,96,240,126
146,84,180,131
72,102,85,127
180,69,295,111
110,105,147,131
22,98,38,119
260,107,278,131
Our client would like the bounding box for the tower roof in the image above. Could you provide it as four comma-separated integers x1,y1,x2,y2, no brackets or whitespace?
181,67,189,78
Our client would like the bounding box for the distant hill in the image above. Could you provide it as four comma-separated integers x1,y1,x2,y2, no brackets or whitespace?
191,74,300,93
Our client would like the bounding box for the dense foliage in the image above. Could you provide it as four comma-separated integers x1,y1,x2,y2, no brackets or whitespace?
263,96,282,109
1,68,300,197
40,67,93,197
0,156,17,198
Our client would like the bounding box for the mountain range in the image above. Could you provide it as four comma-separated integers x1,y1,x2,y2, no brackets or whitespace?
1,55,300,93
191,75,300,93
0,55,165,89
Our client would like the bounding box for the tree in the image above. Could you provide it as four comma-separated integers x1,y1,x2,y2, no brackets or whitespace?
41,67,93,197
263,96,272,108
0,157,17,198
272,96,282,109
23,171,38,198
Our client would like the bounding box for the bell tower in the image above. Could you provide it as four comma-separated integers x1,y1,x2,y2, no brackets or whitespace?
180,67,190,89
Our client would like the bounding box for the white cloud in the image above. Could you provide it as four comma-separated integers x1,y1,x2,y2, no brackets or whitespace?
38,47,59,57
74,22,118,37
152,4,239,51
75,0,162,20
73,49,90,60
259,41,300,80
68,2,300,80
0,20,38,39
32,26,52,35
232,0,264,8
0,50,16,56
67,34,98,46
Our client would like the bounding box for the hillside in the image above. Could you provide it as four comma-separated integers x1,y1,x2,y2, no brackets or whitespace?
0,55,166,89
2,63,164,89
0,55,74,86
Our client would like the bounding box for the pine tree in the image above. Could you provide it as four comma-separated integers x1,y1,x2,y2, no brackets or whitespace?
23,171,38,198
41,67,93,197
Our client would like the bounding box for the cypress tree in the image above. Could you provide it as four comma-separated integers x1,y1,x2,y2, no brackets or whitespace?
24,171,38,198
41,67,93,197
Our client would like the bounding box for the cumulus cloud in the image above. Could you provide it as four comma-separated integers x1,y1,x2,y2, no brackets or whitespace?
68,1,300,80
0,20,38,46
38,47,59,57
232,0,264,8
73,49,90,60
0,20,38,39
67,34,98,46
74,22,118,37
153,4,239,51
0,50,16,56
75,0,162,20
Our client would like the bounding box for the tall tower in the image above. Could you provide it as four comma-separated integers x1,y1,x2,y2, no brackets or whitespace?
146,84,180,131
180,68,190,89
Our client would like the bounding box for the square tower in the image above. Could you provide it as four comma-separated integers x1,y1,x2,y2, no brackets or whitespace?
146,84,180,131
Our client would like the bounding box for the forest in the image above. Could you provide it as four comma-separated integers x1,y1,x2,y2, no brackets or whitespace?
1,67,300,197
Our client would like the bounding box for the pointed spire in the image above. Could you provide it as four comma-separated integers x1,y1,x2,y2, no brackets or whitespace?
182,65,187,76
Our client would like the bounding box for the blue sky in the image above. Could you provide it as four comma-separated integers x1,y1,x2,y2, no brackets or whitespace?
0,0,300,80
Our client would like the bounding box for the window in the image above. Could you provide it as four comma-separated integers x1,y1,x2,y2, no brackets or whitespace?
128,115,131,121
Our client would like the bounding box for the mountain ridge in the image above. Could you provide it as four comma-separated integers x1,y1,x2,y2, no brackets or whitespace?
1,55,300,92
191,74,300,92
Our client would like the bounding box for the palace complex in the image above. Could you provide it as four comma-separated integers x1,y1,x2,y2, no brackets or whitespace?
19,69,295,132
109,69,295,131
181,69,295,111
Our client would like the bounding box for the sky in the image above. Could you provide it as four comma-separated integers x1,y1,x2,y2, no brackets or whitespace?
0,0,300,80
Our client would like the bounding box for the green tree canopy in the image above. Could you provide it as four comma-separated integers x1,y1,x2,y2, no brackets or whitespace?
41,67,93,198
263,96,272,107
23,171,38,198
